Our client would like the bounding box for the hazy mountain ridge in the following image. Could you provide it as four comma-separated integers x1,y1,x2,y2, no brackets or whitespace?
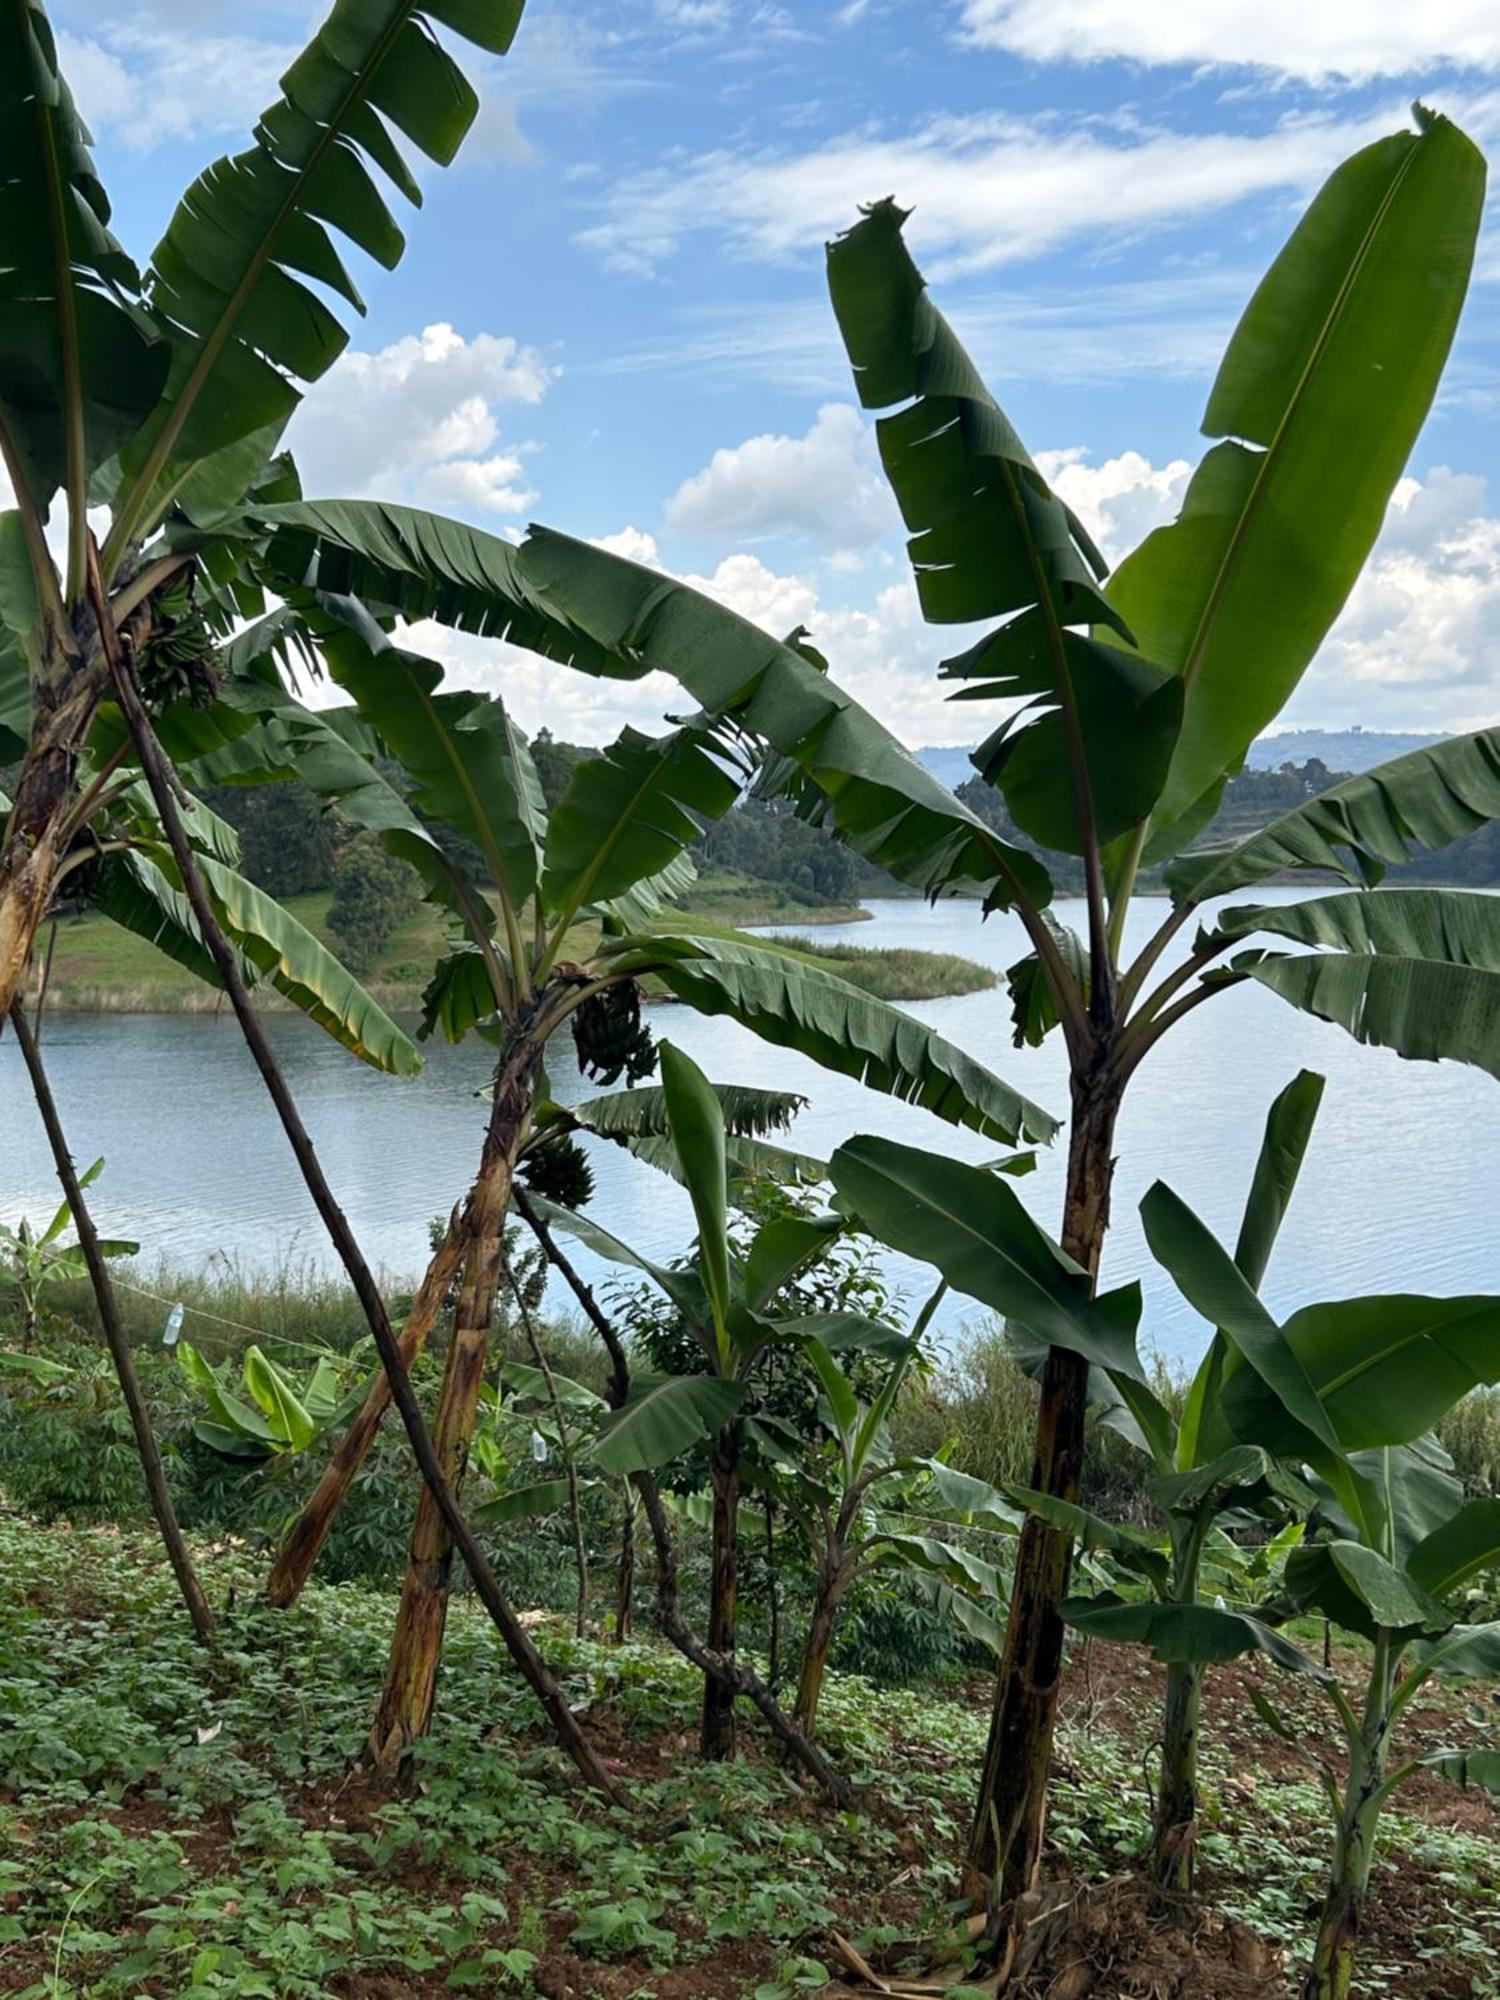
916,728,1453,789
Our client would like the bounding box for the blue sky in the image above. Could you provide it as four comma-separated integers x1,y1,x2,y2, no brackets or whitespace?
48,0,1500,748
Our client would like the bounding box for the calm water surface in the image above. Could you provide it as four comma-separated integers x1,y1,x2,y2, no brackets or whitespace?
3,893,1497,1364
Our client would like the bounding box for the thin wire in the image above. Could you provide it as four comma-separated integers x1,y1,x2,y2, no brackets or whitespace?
107,1274,364,1361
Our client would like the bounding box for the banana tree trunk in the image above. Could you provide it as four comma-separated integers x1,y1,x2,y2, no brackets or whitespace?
614,1489,635,1643
367,1044,538,1771
700,1422,742,1761
966,1068,1122,1906
266,1207,470,1606
793,1548,853,1740
1152,1661,1202,1891
1304,1641,1396,2000
0,656,102,1020
1150,1516,1210,1890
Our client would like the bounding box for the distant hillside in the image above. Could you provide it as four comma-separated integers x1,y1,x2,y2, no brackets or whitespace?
1245,728,1448,773
916,728,1452,788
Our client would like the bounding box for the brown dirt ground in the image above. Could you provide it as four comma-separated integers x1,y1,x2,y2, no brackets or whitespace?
6,1634,1495,1998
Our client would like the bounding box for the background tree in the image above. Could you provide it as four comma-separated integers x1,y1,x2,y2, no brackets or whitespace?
202,779,334,898
327,830,420,973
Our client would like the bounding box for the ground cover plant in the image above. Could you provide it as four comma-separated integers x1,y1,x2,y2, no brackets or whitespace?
1,1515,1497,2000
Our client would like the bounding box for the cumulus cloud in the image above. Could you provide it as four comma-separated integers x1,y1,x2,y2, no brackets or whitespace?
1035,447,1192,563
577,104,1408,279
654,0,733,25
1307,468,1500,730
957,1,1500,84
1035,451,1500,735
286,323,554,515
665,404,897,550
57,26,296,149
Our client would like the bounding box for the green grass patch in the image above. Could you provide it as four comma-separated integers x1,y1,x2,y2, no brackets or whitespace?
755,933,996,1003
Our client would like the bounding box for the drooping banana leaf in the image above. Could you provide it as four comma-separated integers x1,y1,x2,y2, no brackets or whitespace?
119,841,420,1075
1167,728,1500,904
825,197,1181,855
613,927,1059,1146
569,1081,807,1142
561,1081,826,1192
830,1134,1145,1379
472,1478,583,1527
253,499,1053,910
1106,110,1484,847
1282,1539,1451,1639
1061,1593,1330,1679
1420,1747,1500,1792
1213,887,1500,1081
1406,1500,1500,1599
1219,1293,1500,1456
257,498,627,678
589,1373,745,1476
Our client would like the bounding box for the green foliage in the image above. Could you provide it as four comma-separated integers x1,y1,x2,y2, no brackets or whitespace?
200,780,333,899
326,830,421,975
1,1514,1495,1997
0,1159,136,1348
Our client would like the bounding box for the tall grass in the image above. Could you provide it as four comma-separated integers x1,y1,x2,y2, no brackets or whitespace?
761,933,997,1001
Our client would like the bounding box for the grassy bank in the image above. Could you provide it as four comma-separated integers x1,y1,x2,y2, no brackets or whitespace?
755,932,996,1002
31,878,1008,1019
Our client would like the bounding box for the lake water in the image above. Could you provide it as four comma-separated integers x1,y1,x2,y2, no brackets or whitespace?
3,893,1497,1367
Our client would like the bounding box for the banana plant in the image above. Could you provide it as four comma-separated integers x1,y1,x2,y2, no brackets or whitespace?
765,1326,1024,1737
0,1158,136,1349
0,0,530,1020
1274,1441,1500,2000
1014,1069,1327,1889
236,631,1045,1769
1077,1196,1500,1999
406,114,1495,1911
533,1056,1024,1743
532,1042,903,1757
176,1339,358,1459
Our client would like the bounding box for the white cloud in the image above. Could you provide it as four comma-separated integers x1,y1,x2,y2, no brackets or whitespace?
1302,466,1500,730
57,26,296,149
665,403,897,550
654,0,733,25
957,1,1500,84
286,324,554,515
577,104,1409,279
1035,446,1192,563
